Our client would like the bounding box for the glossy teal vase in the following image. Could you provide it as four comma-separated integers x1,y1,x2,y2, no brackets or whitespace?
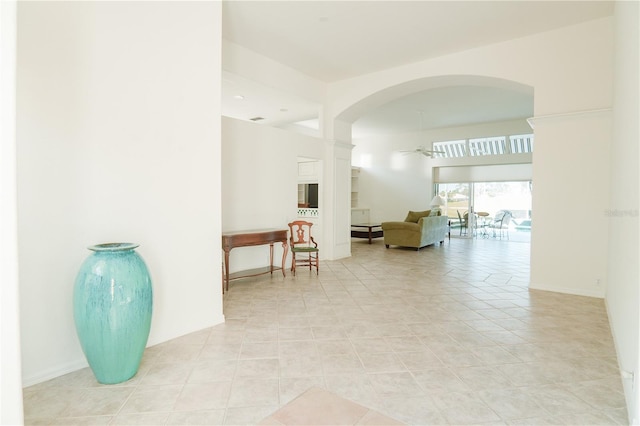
74,243,153,384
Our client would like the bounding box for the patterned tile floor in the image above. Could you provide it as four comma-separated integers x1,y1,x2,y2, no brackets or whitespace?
23,237,628,425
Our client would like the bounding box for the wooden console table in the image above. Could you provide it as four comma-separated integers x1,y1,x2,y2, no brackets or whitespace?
221,228,288,292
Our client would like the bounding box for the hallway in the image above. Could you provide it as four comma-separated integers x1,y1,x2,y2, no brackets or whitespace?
23,237,627,425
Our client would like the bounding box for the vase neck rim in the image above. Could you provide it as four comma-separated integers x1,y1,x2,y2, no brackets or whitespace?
88,243,139,252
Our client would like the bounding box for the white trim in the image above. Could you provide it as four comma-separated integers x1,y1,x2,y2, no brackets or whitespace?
325,139,355,151
529,282,605,299
527,108,612,129
0,1,24,424
605,296,638,420
21,359,89,388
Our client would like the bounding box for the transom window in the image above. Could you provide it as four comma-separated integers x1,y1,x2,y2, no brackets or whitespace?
433,134,533,158
509,134,534,154
469,137,506,156
434,140,467,158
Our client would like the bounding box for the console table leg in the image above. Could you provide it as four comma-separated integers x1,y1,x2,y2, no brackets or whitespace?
281,242,288,277
223,249,230,292
269,243,274,275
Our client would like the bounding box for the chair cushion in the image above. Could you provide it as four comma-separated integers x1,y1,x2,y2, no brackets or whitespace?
404,210,431,223
292,247,319,253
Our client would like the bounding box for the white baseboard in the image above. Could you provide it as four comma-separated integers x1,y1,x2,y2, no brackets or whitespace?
23,314,227,388
604,296,637,426
529,282,605,299
22,358,89,388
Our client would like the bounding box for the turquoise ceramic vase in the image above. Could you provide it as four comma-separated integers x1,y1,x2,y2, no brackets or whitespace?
73,243,153,384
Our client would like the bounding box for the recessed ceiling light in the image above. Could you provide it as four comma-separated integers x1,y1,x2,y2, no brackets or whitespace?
233,95,245,100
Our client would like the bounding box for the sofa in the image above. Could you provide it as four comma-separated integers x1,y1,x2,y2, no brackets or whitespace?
381,210,449,250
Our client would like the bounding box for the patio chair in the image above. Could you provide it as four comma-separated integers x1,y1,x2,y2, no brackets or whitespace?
488,210,513,239
457,210,469,236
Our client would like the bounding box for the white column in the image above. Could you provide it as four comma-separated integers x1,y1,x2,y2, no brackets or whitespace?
322,119,354,260
0,0,25,423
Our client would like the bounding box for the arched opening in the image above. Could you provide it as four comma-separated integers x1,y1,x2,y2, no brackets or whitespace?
336,75,533,126
336,75,534,247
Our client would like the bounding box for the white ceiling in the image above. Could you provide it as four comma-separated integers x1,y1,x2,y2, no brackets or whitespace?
222,71,321,127
352,85,535,138
221,1,614,137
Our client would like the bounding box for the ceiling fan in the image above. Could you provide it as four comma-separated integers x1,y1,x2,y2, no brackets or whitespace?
397,111,445,158
399,146,445,158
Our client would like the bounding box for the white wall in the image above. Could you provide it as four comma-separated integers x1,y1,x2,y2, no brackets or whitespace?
352,137,433,223
223,41,325,109
1,0,24,423
17,2,223,386
353,119,532,223
529,110,611,297
221,117,324,272
329,18,612,120
606,1,640,423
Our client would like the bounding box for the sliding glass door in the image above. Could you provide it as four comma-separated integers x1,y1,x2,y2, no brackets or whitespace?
436,183,471,237
436,181,532,240
473,181,532,223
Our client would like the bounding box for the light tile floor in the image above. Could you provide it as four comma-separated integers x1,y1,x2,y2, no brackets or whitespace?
23,237,628,425
258,386,403,425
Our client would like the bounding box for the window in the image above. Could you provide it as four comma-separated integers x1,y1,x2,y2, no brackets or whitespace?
509,134,534,153
432,140,466,158
433,134,533,158
469,137,506,156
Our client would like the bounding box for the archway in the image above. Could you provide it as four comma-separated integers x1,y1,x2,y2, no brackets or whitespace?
335,75,534,127
327,74,534,250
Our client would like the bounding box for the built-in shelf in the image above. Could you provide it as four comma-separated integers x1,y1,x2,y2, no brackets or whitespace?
351,167,360,208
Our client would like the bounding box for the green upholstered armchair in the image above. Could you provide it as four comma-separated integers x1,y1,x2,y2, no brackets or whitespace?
381,210,449,250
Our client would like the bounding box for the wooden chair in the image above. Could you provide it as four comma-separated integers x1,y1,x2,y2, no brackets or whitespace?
288,220,319,275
